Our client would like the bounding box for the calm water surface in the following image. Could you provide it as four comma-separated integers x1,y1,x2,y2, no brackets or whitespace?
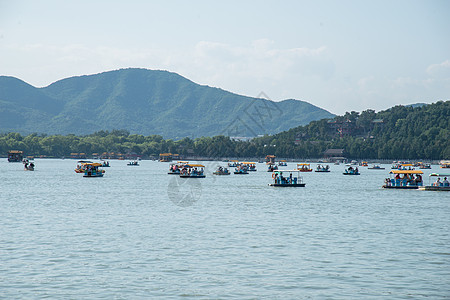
0,159,449,299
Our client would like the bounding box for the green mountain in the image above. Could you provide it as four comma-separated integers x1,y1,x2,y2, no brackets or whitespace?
0,68,334,138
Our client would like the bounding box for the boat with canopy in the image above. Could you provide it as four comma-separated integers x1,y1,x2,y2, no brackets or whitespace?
382,170,423,189
180,164,206,178
269,170,306,187
419,173,450,191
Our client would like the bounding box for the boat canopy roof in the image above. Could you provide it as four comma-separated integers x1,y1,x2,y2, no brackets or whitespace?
241,162,256,164
78,160,93,163
429,173,450,177
390,170,423,174
401,163,414,166
297,163,310,166
82,162,102,167
273,170,301,173
187,164,205,168
177,161,189,163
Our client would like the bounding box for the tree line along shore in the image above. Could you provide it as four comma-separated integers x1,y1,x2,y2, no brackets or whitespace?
1,101,448,161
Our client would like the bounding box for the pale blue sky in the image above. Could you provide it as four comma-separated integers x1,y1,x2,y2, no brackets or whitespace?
1,0,449,114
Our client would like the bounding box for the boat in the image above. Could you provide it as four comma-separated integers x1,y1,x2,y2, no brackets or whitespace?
83,163,104,177
127,161,139,166
439,161,450,169
242,162,257,171
228,160,239,168
234,164,249,174
419,173,450,191
213,166,230,175
75,160,93,173
382,170,424,189
297,163,312,172
269,170,306,187
343,166,360,175
179,164,206,178
23,159,35,171
267,164,278,172
8,150,23,162
360,161,368,167
368,164,385,170
278,160,287,166
315,164,330,172
417,162,431,169
168,161,189,175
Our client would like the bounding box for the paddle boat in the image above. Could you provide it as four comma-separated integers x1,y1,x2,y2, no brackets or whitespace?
417,162,431,169
234,164,249,174
439,161,450,169
8,150,23,162
278,160,288,166
382,170,423,189
297,163,312,172
83,163,104,177
343,166,360,175
127,161,139,166
368,164,385,170
228,160,239,168
75,160,93,173
269,170,306,187
213,166,231,175
360,161,368,167
168,161,189,175
23,160,35,171
419,173,450,191
242,162,257,171
267,164,278,172
179,164,206,178
315,164,330,172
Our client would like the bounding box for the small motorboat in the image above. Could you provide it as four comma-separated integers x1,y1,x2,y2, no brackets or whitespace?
179,164,206,178
213,166,230,175
419,173,450,191
269,170,305,187
315,164,330,172
382,170,424,189
127,161,139,166
368,164,385,170
83,163,104,177
343,167,360,175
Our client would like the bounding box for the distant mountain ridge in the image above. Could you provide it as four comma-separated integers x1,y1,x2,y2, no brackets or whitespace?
0,68,335,138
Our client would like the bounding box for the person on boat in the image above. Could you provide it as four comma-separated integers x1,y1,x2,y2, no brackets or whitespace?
355,167,359,174
433,178,441,186
415,174,422,185
395,174,401,180
443,177,449,185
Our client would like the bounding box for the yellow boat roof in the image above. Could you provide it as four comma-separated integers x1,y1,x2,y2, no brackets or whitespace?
297,163,310,166
390,170,423,174
82,162,102,167
401,163,414,166
241,162,256,164
187,164,205,168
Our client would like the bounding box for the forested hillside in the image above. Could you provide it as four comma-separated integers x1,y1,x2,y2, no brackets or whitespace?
0,68,334,138
1,101,448,160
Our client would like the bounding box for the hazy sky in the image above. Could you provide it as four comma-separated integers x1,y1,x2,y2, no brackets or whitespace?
1,0,449,114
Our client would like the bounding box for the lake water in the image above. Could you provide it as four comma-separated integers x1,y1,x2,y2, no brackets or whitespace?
1,159,449,299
